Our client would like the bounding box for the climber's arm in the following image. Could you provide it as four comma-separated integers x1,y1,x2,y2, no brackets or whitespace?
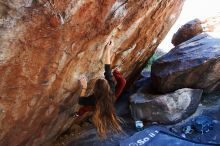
78,76,96,106
104,41,115,92
78,95,96,106
105,41,111,65
79,75,87,97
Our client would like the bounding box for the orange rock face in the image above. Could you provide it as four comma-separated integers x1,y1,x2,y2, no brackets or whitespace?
0,0,184,145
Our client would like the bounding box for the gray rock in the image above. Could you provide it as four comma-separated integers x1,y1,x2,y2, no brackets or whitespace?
152,33,220,93
130,88,203,124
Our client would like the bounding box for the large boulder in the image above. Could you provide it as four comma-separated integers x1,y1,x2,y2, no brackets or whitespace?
0,0,184,145
152,33,220,94
171,16,220,47
130,88,203,124
171,19,203,46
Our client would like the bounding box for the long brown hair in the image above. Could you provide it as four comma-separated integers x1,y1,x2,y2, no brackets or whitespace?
92,79,122,138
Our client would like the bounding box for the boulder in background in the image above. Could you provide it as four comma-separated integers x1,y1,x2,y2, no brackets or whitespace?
130,88,203,124
152,33,220,94
171,19,203,46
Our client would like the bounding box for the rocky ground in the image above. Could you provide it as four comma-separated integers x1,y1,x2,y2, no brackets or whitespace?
53,92,220,146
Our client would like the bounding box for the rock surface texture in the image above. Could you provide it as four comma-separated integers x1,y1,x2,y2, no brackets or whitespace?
130,88,202,124
0,0,184,145
171,16,220,46
152,33,220,94
171,19,203,46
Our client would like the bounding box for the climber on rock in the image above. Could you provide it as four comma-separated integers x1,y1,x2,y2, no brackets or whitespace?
77,41,126,138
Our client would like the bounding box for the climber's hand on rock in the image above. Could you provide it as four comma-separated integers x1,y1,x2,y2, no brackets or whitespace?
79,75,87,89
104,41,114,64
105,41,114,51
